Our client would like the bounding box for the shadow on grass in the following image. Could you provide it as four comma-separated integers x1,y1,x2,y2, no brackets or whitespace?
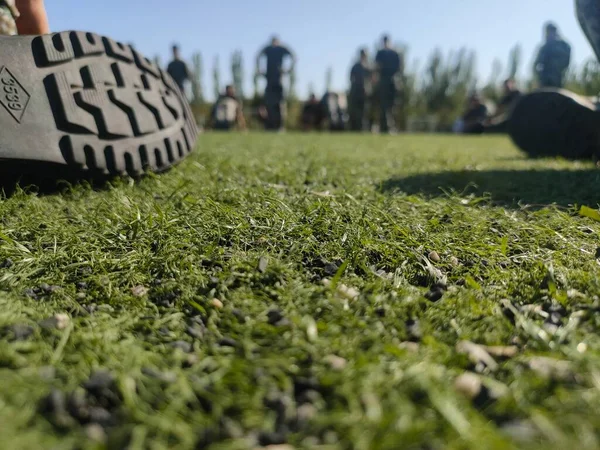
0,162,118,197
381,169,600,208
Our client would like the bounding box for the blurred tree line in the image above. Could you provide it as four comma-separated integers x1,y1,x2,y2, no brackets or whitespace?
181,43,600,131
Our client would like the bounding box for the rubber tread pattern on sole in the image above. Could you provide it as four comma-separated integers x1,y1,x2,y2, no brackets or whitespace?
34,31,198,177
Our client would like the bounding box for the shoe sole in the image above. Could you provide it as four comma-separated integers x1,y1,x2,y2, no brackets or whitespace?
507,89,600,160
0,31,198,179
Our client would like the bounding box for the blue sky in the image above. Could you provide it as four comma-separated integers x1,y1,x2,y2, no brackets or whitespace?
48,0,593,99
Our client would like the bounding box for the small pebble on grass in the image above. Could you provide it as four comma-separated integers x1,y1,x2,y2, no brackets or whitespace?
324,355,347,371
399,342,420,353
456,341,499,372
258,256,269,273
211,298,224,309
528,357,575,381
428,251,441,262
85,424,107,443
40,314,70,330
131,286,149,297
454,372,483,400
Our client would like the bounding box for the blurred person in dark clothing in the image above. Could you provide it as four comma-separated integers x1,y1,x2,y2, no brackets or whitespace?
256,35,296,130
349,48,372,131
167,44,191,91
375,34,401,133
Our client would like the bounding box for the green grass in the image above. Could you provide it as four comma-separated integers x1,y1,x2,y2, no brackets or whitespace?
2,132,600,450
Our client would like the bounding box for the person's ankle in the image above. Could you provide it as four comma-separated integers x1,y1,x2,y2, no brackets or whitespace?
15,0,49,34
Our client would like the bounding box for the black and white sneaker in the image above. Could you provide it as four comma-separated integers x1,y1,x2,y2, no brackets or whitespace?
0,31,198,184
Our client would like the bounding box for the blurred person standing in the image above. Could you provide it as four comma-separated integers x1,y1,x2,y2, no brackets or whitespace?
167,44,192,92
348,48,372,131
256,35,296,131
534,22,571,88
374,35,401,133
